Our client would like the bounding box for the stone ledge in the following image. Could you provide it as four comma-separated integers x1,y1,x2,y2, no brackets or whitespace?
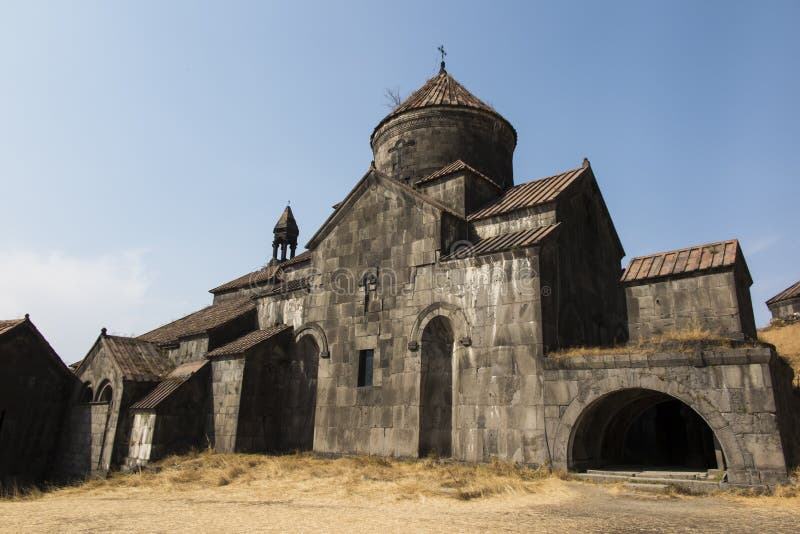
543,347,773,371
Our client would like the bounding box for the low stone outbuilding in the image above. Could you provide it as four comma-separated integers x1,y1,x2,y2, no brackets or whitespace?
60,331,172,478
622,239,756,341
0,316,77,487
766,280,800,321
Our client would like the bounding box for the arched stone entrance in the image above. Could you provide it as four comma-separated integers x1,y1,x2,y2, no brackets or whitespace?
419,315,454,458
570,389,723,471
287,333,320,451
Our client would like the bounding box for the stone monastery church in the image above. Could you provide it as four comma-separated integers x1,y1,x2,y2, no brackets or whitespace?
2,61,798,489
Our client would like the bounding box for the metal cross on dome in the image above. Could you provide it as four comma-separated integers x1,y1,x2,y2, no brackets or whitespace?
438,45,447,67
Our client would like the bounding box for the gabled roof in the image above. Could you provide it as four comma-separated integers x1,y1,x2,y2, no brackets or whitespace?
138,296,256,346
0,318,25,337
210,251,312,295
306,165,465,249
767,280,800,305
621,239,746,284
261,277,311,297
440,224,560,261
206,324,292,358
372,65,515,143
75,332,172,382
130,360,208,411
415,160,502,190
468,164,588,221
102,335,172,381
0,315,75,379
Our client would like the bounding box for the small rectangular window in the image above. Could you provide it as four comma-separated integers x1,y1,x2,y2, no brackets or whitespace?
357,349,374,387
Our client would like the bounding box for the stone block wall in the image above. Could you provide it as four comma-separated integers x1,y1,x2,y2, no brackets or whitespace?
304,179,550,462
126,412,156,467
57,403,110,480
372,107,516,188
209,356,245,453
0,326,73,486
768,297,800,320
625,270,754,341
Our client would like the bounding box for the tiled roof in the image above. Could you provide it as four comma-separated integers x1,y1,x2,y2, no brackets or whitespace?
206,324,292,358
274,205,299,232
440,224,560,261
621,239,741,284
372,67,514,142
767,280,800,305
415,160,502,190
138,296,256,345
467,165,587,221
129,360,208,410
0,318,25,337
210,251,312,294
385,68,494,118
0,316,74,379
101,335,172,382
262,277,311,297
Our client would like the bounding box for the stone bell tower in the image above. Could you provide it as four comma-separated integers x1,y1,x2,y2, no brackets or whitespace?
272,205,299,262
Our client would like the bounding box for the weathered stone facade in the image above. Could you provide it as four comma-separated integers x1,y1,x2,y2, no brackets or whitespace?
766,280,800,321
0,317,76,487
5,63,797,488
622,240,757,341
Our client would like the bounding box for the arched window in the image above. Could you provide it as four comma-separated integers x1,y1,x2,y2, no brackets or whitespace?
96,380,113,404
79,383,93,403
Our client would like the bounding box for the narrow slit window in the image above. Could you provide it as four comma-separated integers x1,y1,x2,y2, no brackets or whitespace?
357,349,374,387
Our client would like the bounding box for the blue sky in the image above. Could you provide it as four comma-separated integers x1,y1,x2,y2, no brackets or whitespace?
1,1,797,362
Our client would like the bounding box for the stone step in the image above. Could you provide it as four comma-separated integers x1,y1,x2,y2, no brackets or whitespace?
623,482,671,494
586,469,640,477
637,470,708,480
585,469,710,480
575,473,722,494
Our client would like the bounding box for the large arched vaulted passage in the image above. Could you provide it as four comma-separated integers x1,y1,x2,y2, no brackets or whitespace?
419,315,454,458
570,389,724,472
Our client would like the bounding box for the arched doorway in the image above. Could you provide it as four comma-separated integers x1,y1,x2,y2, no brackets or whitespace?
419,316,454,458
288,334,319,450
570,389,723,472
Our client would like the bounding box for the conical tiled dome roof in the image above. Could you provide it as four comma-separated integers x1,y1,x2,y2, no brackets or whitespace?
372,65,513,142
390,67,496,117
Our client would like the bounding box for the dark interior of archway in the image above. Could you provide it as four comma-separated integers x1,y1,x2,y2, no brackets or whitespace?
571,389,720,472
419,316,453,458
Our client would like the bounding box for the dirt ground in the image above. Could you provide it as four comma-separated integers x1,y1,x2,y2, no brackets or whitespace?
1,454,798,533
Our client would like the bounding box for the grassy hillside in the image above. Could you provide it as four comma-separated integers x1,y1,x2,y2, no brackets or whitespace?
759,321,800,377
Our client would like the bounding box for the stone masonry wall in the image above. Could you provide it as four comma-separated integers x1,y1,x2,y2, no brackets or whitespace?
57,403,110,480
298,178,551,463
372,107,516,188
625,270,747,341
209,356,245,453
768,297,800,320
0,327,73,485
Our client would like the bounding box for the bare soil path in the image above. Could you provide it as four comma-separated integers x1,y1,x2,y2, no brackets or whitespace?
2,454,798,533
3,478,799,533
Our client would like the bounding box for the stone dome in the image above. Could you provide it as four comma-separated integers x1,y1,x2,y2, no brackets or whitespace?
371,64,517,188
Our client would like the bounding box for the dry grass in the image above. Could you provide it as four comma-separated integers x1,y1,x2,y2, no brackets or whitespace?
53,451,552,502
759,321,800,376
550,327,747,359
